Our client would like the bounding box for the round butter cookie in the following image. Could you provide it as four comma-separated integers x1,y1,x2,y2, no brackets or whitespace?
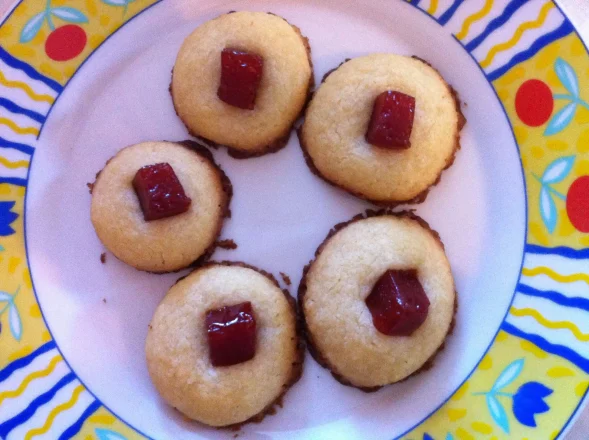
146,262,303,427
90,141,231,273
171,11,313,158
299,54,465,205
299,211,456,390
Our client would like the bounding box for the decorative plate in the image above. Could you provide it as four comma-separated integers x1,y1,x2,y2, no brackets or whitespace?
0,0,588,438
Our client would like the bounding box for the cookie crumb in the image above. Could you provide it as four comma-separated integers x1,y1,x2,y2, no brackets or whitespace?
100,253,107,264
102,298,106,304
216,239,238,250
280,272,291,286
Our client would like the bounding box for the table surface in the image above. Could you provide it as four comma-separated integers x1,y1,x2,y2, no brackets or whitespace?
0,0,587,438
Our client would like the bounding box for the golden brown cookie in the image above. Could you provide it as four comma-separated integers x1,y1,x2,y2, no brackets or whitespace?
90,141,231,273
300,211,456,390
300,55,465,205
171,11,313,158
146,262,303,427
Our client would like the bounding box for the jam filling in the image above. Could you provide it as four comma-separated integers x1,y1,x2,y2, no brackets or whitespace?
365,91,415,149
218,48,264,110
132,162,191,221
206,301,257,367
365,269,430,336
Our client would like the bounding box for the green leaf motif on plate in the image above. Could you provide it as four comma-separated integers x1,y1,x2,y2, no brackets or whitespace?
533,156,574,233
95,428,129,440
0,286,22,341
546,58,589,136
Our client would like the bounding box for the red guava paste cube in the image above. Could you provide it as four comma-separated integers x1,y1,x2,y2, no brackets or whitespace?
217,48,264,110
132,163,191,221
365,269,430,336
365,91,415,149
206,301,257,367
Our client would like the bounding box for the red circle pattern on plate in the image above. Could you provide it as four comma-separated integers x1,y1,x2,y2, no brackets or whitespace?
45,25,87,62
515,79,554,127
566,176,589,233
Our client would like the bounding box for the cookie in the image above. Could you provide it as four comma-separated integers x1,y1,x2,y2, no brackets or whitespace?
300,211,456,390
90,141,231,273
299,54,465,205
145,262,303,427
171,11,313,158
